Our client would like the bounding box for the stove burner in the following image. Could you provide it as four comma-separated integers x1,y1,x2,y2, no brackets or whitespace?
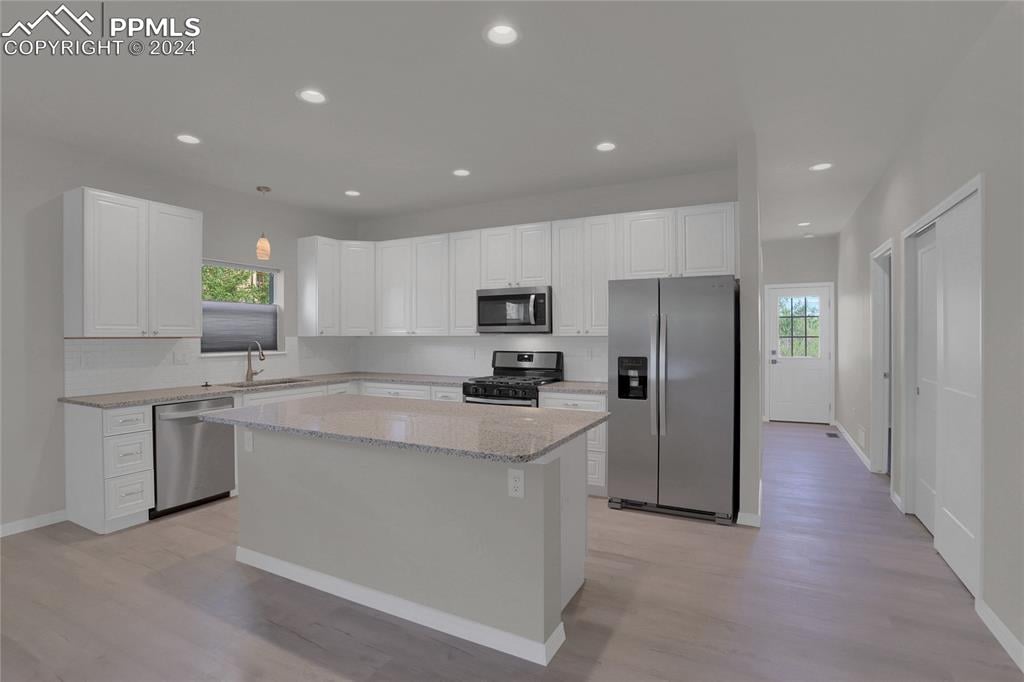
462,351,564,404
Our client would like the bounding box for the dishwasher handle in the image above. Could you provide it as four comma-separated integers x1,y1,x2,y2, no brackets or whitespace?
158,409,224,421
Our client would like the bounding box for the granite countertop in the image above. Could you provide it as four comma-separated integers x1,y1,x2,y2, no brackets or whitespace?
201,394,609,463
59,372,607,409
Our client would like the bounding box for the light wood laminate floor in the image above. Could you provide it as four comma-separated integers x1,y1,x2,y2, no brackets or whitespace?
3,423,1020,681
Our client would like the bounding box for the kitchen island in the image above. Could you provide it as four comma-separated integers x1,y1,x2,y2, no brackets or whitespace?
202,394,608,665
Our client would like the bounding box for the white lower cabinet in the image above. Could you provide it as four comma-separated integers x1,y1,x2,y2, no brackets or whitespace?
104,471,155,521
362,382,430,400
539,393,607,493
241,386,327,406
326,382,356,395
430,386,463,402
65,403,156,534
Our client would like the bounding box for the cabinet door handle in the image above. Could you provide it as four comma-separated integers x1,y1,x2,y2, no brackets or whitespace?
118,416,142,424
141,331,147,336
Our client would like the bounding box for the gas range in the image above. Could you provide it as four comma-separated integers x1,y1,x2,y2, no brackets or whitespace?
462,351,564,407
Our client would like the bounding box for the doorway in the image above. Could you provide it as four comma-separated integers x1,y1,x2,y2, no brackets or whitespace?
764,283,834,424
870,241,894,475
900,177,983,596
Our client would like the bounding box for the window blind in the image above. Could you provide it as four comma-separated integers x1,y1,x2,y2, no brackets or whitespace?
200,301,279,353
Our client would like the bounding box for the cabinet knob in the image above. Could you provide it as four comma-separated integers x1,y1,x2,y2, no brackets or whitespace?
320,330,324,335
585,330,589,334
576,330,581,334
507,282,512,287
141,331,147,336
152,330,159,335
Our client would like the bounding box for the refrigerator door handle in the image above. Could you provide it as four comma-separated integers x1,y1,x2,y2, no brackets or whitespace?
659,313,667,436
650,313,659,436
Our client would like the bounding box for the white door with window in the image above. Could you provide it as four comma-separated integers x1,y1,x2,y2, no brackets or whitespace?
766,284,833,423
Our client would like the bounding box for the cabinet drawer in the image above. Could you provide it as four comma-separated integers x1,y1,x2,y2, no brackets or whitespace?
103,406,152,436
104,471,154,520
326,383,353,395
539,394,605,412
430,386,463,402
362,383,430,400
103,431,153,478
587,452,606,488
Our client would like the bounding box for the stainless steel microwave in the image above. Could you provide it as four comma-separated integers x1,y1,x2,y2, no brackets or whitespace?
476,286,552,333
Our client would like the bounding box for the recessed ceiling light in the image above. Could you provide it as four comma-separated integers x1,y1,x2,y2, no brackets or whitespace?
797,222,811,227
176,133,200,144
296,89,327,104
803,233,815,239
345,190,361,197
452,169,471,177
809,162,833,171
595,141,616,152
486,24,519,46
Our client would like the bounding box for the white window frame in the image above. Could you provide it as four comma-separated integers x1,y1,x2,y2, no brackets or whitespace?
199,259,285,356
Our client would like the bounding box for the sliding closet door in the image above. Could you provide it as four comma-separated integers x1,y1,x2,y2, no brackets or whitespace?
934,191,982,596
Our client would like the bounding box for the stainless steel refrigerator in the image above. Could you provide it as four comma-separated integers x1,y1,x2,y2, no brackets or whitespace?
607,276,739,524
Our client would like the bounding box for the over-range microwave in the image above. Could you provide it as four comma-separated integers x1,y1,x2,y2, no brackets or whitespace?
476,286,552,334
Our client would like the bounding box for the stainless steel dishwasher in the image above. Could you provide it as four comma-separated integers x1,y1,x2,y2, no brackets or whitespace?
152,397,235,516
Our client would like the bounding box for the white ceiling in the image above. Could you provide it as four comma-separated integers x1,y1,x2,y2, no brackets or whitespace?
2,1,1000,238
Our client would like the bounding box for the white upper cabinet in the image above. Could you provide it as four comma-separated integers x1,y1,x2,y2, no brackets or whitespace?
64,188,202,338
552,219,585,336
553,216,612,336
147,202,203,337
674,203,735,277
411,235,449,335
339,241,376,336
376,239,413,335
583,215,615,335
480,226,516,288
480,222,551,288
618,210,675,280
448,230,480,335
514,223,552,286
297,236,340,337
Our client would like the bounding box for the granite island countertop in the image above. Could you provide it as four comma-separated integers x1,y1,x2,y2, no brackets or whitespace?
58,372,607,409
201,394,609,463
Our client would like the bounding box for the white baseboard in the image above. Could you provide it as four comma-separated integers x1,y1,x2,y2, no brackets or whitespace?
835,422,872,472
236,546,565,665
1,509,66,538
976,599,1024,674
736,512,761,528
890,490,905,513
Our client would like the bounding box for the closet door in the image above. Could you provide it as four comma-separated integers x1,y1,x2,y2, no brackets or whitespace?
934,192,982,596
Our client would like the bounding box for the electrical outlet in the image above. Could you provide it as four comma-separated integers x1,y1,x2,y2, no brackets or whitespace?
508,468,524,499
243,430,254,452
173,350,188,365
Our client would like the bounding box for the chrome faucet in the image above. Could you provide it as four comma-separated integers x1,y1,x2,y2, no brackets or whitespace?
245,341,266,383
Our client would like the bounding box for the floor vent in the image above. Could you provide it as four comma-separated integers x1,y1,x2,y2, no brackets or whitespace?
826,432,840,439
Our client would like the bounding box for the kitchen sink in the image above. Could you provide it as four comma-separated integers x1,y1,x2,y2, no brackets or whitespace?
220,378,313,388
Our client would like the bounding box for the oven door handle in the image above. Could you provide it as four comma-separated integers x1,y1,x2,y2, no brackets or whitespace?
528,294,537,325
464,396,536,407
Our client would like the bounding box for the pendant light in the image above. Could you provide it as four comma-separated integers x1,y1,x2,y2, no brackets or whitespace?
255,186,271,261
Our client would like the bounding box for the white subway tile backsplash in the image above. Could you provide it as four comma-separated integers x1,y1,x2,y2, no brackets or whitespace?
64,337,356,396
64,334,606,396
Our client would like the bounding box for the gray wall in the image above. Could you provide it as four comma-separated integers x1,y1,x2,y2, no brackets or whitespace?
762,235,838,285
357,169,737,239
835,4,1022,641
1,128,355,526
735,134,763,522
